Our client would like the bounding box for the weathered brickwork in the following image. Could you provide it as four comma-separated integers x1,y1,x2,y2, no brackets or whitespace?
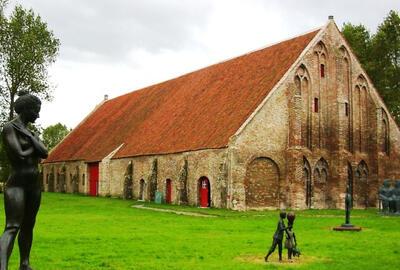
226,20,400,210
97,149,228,207
41,19,400,210
42,161,88,194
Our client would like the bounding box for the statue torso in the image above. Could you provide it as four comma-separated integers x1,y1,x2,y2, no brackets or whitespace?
2,121,40,187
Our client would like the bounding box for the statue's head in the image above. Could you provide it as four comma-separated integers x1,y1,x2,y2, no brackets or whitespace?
395,180,400,188
14,91,41,123
383,179,391,188
279,211,287,219
287,212,296,226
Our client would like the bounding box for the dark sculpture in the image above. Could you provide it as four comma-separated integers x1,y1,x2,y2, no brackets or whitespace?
343,184,353,227
333,184,361,231
394,180,400,214
379,179,394,213
264,211,286,262
0,91,48,270
285,212,300,261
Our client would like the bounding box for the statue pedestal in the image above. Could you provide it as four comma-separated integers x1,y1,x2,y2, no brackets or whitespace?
333,224,362,231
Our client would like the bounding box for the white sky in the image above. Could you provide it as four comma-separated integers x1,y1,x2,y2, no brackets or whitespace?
9,0,400,128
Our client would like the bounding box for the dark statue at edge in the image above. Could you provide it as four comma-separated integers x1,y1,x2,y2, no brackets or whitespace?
0,91,48,270
379,179,400,214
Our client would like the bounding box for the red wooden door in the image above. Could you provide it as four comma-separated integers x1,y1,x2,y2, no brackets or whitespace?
166,179,172,204
89,163,99,196
199,177,210,207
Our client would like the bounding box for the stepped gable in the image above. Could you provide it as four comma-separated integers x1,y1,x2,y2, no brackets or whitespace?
44,29,319,163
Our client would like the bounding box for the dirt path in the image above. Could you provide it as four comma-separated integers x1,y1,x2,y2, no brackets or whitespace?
131,204,217,218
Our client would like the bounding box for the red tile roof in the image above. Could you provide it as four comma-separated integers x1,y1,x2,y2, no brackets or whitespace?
44,29,319,163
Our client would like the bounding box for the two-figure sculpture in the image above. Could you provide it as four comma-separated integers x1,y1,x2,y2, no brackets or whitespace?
264,211,300,262
379,179,400,214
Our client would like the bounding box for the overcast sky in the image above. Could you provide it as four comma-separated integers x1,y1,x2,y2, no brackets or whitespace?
8,0,400,128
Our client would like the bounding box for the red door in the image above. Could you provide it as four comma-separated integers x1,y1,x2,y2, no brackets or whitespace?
199,177,210,207
89,163,99,196
166,179,172,204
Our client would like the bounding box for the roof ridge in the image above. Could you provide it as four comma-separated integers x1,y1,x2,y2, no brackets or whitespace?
217,26,323,66
105,26,323,103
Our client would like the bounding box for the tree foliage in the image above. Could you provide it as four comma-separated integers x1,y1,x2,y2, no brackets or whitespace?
42,123,70,151
0,0,59,182
0,0,60,123
342,10,400,122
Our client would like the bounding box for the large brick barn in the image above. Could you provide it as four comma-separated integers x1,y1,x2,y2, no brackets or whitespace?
42,18,400,210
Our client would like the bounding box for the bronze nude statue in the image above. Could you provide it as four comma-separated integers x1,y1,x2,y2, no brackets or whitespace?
285,212,300,261
333,185,362,231
0,91,48,270
264,211,287,262
394,180,400,214
343,184,353,226
379,179,394,213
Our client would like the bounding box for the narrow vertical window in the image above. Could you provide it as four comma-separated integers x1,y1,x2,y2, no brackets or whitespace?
383,119,389,154
345,102,349,116
314,98,319,112
320,64,325,78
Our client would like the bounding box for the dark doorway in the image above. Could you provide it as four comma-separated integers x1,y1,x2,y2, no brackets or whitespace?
139,179,145,201
305,168,312,208
165,179,172,204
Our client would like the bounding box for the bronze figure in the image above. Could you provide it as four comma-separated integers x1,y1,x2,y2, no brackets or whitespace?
0,91,48,270
264,211,287,262
285,212,300,261
379,179,394,213
392,180,400,214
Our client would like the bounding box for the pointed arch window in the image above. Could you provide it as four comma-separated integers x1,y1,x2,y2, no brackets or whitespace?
381,109,389,155
295,65,311,149
314,42,328,79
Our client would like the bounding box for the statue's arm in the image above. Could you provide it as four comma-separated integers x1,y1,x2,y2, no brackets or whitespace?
2,124,34,158
279,221,287,232
30,133,48,159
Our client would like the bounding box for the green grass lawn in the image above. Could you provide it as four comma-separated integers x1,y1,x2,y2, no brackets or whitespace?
0,193,399,270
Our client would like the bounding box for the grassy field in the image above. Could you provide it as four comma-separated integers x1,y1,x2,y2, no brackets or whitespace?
0,193,399,270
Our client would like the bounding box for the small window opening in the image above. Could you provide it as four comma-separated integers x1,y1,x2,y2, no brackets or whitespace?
320,64,325,77
314,98,319,112
345,102,349,116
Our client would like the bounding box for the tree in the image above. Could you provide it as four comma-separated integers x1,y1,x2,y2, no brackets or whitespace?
370,10,400,120
342,23,372,67
0,0,59,182
0,0,60,123
342,10,400,122
42,123,70,151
